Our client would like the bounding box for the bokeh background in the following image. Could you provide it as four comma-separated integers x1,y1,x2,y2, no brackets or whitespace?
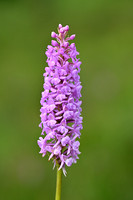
0,0,133,199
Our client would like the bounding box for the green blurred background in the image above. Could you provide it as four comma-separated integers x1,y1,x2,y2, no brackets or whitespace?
0,0,133,199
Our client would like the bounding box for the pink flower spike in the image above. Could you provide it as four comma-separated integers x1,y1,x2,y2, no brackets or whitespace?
38,24,82,175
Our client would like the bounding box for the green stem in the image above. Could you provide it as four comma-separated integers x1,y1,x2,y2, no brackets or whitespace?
55,166,62,200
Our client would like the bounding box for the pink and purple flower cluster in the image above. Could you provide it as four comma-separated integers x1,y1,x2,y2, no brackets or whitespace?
38,24,82,175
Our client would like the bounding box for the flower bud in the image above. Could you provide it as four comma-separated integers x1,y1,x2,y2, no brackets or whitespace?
59,24,62,29
51,40,59,46
51,32,57,38
63,41,69,48
70,34,75,40
64,25,69,31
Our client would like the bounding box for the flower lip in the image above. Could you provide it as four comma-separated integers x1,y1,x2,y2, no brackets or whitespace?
65,158,73,167
61,136,70,146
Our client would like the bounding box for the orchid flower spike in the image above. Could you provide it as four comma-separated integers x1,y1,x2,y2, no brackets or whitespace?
38,24,83,176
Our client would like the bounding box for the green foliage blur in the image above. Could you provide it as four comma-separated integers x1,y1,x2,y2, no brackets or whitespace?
0,0,133,199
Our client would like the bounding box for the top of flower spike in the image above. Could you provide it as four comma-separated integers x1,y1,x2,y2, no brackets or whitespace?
51,24,75,43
